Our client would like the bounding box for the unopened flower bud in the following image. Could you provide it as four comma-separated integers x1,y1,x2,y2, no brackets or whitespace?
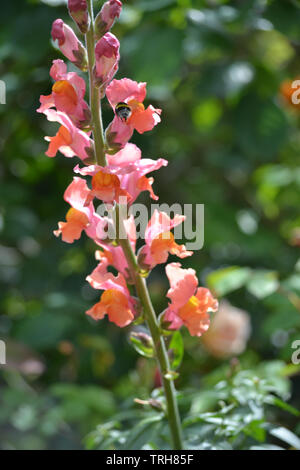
68,0,90,34
51,19,87,71
93,33,120,88
95,0,122,39
137,246,151,274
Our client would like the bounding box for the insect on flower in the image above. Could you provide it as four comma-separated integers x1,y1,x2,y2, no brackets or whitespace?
115,101,132,122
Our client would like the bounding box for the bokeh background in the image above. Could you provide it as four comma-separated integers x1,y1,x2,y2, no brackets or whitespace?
0,0,300,450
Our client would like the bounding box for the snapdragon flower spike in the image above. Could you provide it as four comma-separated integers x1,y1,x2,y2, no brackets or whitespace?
94,33,120,89
106,78,161,150
51,19,87,70
86,259,136,327
95,0,122,40
74,143,168,204
37,60,91,129
43,109,93,160
54,177,107,243
138,210,193,270
68,0,89,34
164,263,218,337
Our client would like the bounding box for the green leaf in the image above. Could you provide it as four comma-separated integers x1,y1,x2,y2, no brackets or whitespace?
124,414,164,450
268,397,300,417
270,426,300,449
235,95,289,159
243,420,266,442
169,331,184,370
206,266,252,296
250,444,284,450
130,332,155,358
246,270,279,299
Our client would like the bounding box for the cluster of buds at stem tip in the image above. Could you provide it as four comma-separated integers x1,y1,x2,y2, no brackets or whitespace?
95,0,122,40
94,33,120,89
68,0,90,34
51,19,88,71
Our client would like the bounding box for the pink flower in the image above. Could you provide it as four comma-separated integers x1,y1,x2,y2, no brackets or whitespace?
37,59,91,128
106,142,141,166
201,301,251,358
95,0,122,39
74,144,167,203
51,19,87,70
75,165,132,204
86,265,136,327
94,33,120,88
42,109,93,160
116,156,167,202
68,0,89,33
138,210,193,269
164,263,218,337
54,177,107,243
106,78,161,149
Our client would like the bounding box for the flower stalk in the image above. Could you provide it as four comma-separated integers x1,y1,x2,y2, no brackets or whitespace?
85,1,184,449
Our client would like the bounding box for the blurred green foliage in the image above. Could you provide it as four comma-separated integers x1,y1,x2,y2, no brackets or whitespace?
1,0,300,449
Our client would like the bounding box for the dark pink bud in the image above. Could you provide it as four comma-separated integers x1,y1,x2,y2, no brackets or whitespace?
68,0,87,11
51,19,65,45
94,33,120,88
95,0,122,39
68,0,89,34
51,19,88,71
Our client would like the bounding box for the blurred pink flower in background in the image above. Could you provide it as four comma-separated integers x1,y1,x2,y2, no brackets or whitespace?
201,301,251,358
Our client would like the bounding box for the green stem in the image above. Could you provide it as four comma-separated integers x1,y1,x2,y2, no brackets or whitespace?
116,206,184,450
85,0,106,166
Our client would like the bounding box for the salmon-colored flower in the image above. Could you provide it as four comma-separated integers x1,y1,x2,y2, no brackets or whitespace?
106,142,141,166
83,167,132,204
68,0,89,34
43,109,93,160
164,263,218,337
138,210,193,269
95,0,122,39
106,78,161,149
94,33,120,89
74,144,167,203
37,60,90,128
54,177,106,243
86,263,136,327
51,19,87,70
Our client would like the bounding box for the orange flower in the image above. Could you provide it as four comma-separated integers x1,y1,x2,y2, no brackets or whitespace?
280,78,300,110
86,170,131,204
52,80,78,111
86,289,134,327
150,232,190,265
54,207,89,243
164,263,218,337
86,266,136,328
177,288,218,337
138,211,192,269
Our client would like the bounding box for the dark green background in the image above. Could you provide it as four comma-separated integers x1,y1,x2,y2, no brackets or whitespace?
0,0,300,449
